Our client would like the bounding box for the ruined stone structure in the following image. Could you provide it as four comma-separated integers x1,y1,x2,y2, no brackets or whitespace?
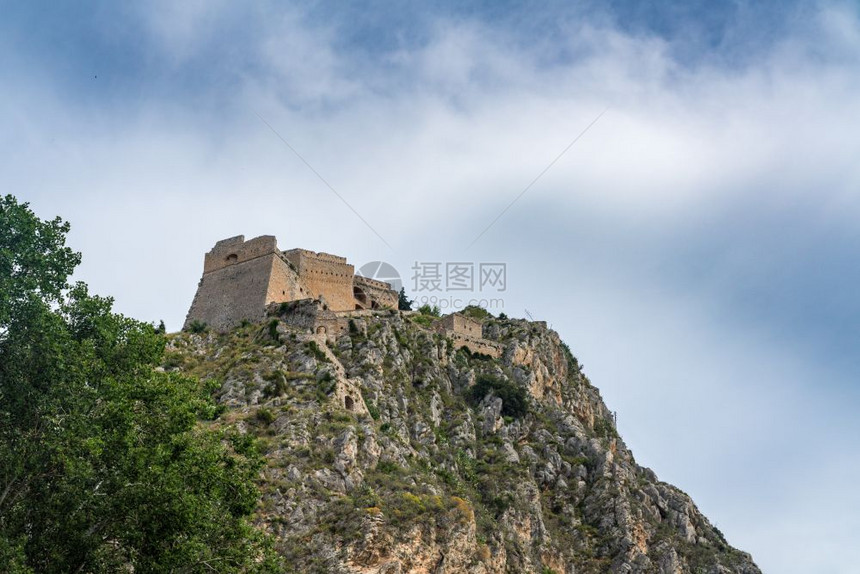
184,235,398,331
434,313,483,338
268,301,502,358
434,313,503,358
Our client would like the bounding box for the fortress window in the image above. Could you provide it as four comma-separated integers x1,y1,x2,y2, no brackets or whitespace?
344,396,354,411
225,253,238,264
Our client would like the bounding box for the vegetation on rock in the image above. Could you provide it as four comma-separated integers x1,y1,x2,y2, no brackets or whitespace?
165,301,761,574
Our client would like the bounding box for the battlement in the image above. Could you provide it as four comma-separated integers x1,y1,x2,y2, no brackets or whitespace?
354,275,393,291
282,248,347,265
203,235,279,274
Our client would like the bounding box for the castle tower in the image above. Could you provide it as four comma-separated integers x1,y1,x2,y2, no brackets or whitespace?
184,235,308,331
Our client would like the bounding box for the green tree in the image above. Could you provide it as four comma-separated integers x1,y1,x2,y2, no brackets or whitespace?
0,195,80,332
466,374,528,418
0,196,280,573
417,303,440,317
397,287,412,311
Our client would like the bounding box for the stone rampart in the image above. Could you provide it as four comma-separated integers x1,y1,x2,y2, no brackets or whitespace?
203,235,278,274
449,333,503,358
186,251,284,330
353,275,398,310
434,313,483,338
267,299,353,342
283,248,347,265
283,248,355,311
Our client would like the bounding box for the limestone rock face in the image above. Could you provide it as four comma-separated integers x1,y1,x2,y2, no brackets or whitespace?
166,312,760,574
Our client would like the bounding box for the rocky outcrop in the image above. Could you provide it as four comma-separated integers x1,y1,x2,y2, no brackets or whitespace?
166,311,760,574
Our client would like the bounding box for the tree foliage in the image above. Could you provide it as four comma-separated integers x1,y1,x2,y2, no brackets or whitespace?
397,287,412,311
0,196,280,572
417,303,440,317
0,195,80,334
466,374,528,418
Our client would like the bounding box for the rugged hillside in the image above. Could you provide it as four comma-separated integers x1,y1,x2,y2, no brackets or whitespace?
165,309,760,574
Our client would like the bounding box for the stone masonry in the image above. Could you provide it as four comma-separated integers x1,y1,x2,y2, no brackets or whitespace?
434,313,503,358
184,235,399,331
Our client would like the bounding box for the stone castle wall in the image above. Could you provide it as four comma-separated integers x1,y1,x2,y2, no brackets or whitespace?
203,235,278,274
435,313,483,338
186,258,288,331
265,253,311,305
431,313,501,357
353,275,398,310
448,332,503,358
269,299,353,342
266,301,500,357
186,236,400,331
283,249,355,311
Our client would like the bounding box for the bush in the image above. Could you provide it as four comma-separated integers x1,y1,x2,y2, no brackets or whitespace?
417,304,440,317
256,407,276,425
461,305,491,320
466,374,528,418
306,341,329,362
315,373,336,400
559,341,581,373
267,318,280,342
187,319,208,334
375,460,399,474
363,392,380,420
593,417,618,439
410,314,434,327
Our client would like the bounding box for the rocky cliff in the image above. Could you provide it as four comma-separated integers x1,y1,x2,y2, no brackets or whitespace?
165,309,760,574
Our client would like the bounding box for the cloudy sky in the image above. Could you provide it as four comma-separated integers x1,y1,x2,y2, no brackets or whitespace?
3,1,859,571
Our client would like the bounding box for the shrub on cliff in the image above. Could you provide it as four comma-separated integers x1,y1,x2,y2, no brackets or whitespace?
398,287,413,311
466,374,528,418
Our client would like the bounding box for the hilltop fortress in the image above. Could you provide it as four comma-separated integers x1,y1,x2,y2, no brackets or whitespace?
184,235,503,358
184,235,399,331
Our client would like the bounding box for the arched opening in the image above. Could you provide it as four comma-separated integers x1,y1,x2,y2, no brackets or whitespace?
225,253,238,264
353,286,369,309
344,396,354,411
316,325,326,335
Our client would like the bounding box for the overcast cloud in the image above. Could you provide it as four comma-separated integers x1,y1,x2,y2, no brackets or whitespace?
3,1,859,571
